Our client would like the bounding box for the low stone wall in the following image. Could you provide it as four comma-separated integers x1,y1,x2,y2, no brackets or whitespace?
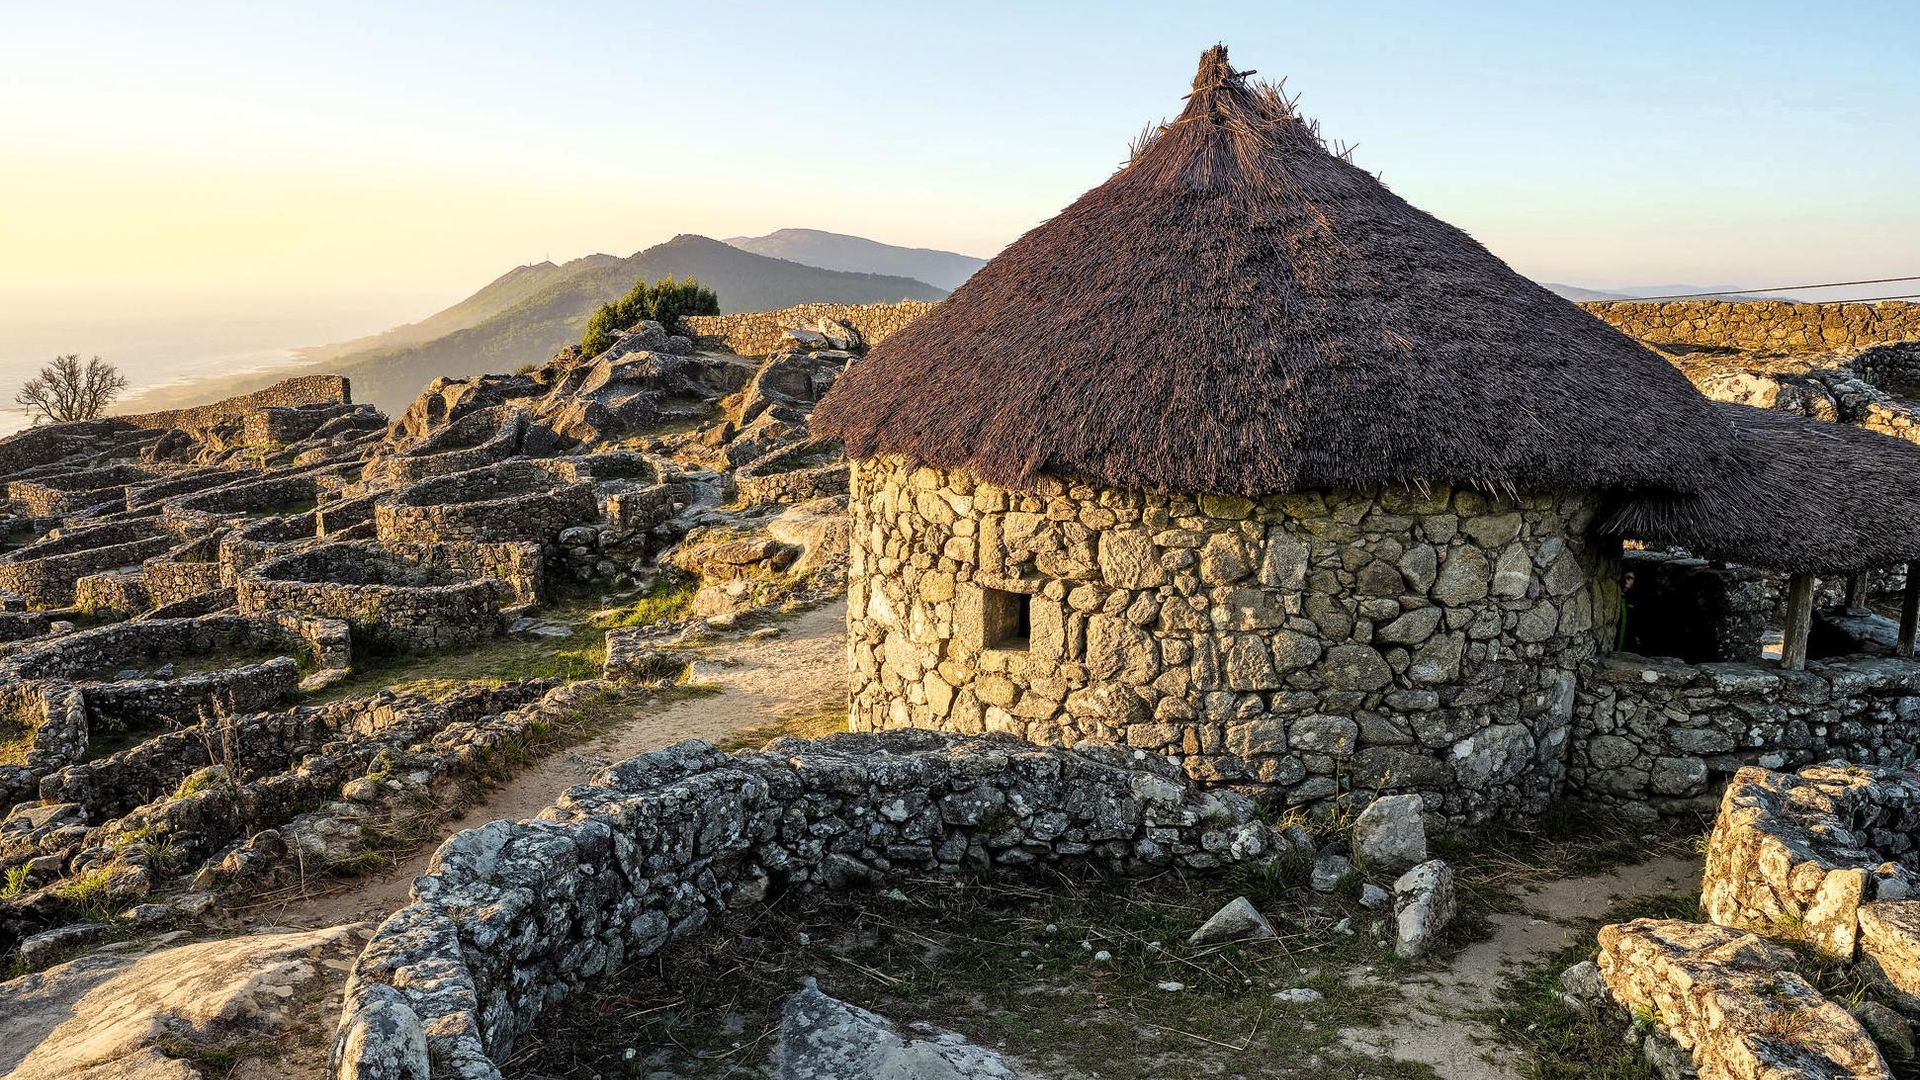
733,440,847,508
682,301,939,356
0,421,139,481
331,731,1283,1079
364,406,526,484
115,375,352,436
142,533,226,606
385,541,544,606
124,468,252,510
162,472,326,535
237,541,507,650
72,568,150,618
1581,300,1920,353
6,463,166,516
0,520,176,607
1569,654,1920,817
374,460,598,545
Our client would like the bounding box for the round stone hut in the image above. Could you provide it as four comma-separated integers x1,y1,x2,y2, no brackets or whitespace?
812,46,1751,821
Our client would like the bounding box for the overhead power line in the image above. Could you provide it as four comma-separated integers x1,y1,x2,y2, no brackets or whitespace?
1621,275,1920,301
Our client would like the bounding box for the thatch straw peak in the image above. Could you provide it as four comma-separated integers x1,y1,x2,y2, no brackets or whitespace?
813,45,1747,499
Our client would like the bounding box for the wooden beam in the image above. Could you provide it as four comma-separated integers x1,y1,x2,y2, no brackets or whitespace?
1846,572,1869,611
1781,572,1816,671
1901,562,1920,659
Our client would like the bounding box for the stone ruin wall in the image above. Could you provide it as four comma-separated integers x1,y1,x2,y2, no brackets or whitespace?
846,457,1619,823
114,375,353,436
330,731,1283,1080
682,299,1920,362
681,301,938,356
1570,655,1920,818
1579,299,1920,353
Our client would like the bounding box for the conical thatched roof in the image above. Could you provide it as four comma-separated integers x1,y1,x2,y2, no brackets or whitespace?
1604,404,1920,574
813,45,1744,498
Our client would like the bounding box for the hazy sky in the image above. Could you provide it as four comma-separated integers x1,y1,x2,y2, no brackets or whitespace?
4,0,1917,316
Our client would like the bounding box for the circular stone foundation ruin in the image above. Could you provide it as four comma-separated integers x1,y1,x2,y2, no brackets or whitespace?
237,541,507,650
373,459,598,545
330,731,1284,1080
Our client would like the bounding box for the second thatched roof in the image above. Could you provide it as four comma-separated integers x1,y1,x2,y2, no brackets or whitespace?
813,45,1744,498
1603,403,1920,574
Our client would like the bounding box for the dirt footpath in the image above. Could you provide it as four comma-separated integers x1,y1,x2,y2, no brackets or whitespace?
1346,854,1702,1079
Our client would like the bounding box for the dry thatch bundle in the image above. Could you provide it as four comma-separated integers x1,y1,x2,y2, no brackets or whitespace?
813,45,1744,498
1604,403,1920,574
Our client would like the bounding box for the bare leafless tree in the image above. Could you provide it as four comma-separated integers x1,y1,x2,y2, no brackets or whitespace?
15,354,128,424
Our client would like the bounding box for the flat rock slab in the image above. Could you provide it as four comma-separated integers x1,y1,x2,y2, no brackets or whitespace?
0,923,363,1080
779,978,1036,1079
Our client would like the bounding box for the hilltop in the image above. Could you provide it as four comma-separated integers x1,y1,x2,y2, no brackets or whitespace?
723,227,987,290
118,235,946,416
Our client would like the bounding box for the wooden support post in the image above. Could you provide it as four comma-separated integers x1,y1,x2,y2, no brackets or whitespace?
1846,572,1868,611
1781,572,1815,671
1901,562,1920,659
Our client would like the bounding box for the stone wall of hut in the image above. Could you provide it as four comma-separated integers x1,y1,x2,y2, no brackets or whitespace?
845,457,1621,822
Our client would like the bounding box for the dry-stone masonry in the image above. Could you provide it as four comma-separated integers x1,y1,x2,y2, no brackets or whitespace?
116,374,352,436
682,302,937,357
237,542,508,651
1702,764,1920,979
331,731,1286,1079
1570,657,1920,819
374,460,597,545
1581,300,1920,354
847,456,1619,822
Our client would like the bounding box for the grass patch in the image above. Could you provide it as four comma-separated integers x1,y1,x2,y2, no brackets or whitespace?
312,606,610,702
53,868,134,923
713,706,847,752
0,719,31,767
1432,805,1706,924
596,577,698,628
501,865,1439,1080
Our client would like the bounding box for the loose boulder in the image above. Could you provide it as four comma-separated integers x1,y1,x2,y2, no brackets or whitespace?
778,977,1035,1079
1352,793,1428,873
1393,859,1457,958
1187,896,1277,947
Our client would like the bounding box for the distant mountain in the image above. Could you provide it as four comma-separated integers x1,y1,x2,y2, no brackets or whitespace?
121,235,947,417
301,255,622,364
724,228,986,291
1543,282,1632,302
1546,281,1794,303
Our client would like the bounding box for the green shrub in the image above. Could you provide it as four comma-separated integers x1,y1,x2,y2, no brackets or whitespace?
580,276,719,356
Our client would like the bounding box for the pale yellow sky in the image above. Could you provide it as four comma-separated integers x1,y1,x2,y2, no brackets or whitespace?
4,2,1915,317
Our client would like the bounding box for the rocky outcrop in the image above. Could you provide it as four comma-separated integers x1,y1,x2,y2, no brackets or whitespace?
0,923,366,1080
1596,918,1889,1080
